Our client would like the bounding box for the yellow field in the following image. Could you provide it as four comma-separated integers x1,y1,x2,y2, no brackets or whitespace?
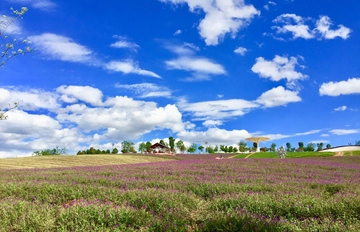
0,154,175,170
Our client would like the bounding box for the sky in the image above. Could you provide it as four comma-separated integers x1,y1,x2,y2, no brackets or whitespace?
0,0,359,158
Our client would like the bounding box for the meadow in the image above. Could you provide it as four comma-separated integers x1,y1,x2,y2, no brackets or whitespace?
1,156,360,231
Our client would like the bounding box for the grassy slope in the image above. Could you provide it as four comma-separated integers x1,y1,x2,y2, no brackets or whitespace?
0,154,175,170
231,151,336,159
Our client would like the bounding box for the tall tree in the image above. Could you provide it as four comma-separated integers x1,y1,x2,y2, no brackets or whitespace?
169,137,175,151
121,140,134,153
214,145,219,153
176,140,184,153
159,139,165,146
198,146,204,153
145,141,152,152
138,142,146,153
298,142,304,151
286,142,291,152
316,142,324,151
326,144,331,149
238,141,247,152
271,143,276,151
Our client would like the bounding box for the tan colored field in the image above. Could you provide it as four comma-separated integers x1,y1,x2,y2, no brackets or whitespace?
0,154,175,170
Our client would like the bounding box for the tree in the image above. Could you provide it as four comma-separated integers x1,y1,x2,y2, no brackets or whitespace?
317,142,324,151
129,147,136,153
176,140,184,153
0,102,19,120
198,146,204,153
169,137,175,151
112,148,119,154
138,142,146,153
356,141,360,145
188,143,197,153
253,142,257,149
326,144,331,149
214,145,219,153
121,140,134,153
228,146,233,153
159,140,165,146
233,147,238,153
238,141,247,152
206,145,214,154
306,142,315,152
286,143,291,152
145,141,152,152
1,7,34,67
271,143,276,151
298,142,304,151
180,144,186,153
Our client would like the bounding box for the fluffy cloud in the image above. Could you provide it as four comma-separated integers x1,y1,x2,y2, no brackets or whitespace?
319,78,360,96
160,0,260,45
28,33,94,63
234,47,248,56
105,60,161,78
178,98,258,121
202,120,223,127
57,85,104,106
0,87,60,111
255,86,301,108
271,14,351,40
177,127,252,145
334,106,347,111
115,83,172,98
110,35,140,52
330,129,360,135
174,30,182,35
165,45,226,81
251,55,307,82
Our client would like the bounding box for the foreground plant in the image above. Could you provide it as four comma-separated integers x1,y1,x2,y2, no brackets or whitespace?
1,157,359,231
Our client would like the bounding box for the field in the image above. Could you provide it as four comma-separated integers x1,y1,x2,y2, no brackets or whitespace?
1,156,360,231
232,151,336,159
0,155,174,170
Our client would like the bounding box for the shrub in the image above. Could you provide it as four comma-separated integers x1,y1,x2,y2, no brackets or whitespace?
112,148,119,154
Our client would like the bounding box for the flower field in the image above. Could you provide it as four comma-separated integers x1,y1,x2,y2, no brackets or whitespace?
1,157,360,231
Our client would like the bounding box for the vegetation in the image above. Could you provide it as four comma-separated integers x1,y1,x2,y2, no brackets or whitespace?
232,151,336,159
33,147,66,156
121,141,135,153
1,158,359,231
77,147,114,155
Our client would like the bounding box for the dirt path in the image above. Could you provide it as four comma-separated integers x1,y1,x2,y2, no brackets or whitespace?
334,151,344,157
245,152,255,159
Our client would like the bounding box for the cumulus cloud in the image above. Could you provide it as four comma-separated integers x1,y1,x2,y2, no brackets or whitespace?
271,14,351,40
160,0,260,45
183,42,200,51
319,78,360,96
57,85,104,106
177,127,252,145
165,45,226,81
334,106,347,111
110,35,140,52
0,87,60,111
251,55,308,83
178,98,259,121
234,47,248,56
6,0,56,10
203,120,223,127
330,129,360,135
255,86,301,108
115,83,172,98
28,33,94,63
105,60,161,78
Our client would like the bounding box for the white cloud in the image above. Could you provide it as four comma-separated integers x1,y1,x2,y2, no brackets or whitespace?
57,85,104,106
310,140,329,144
165,45,226,81
183,42,200,51
115,83,172,98
28,33,94,63
105,60,161,78
319,78,360,96
255,86,301,108
234,47,248,56
260,129,321,141
6,0,56,10
110,35,140,52
321,134,330,137
268,1,276,5
203,120,223,127
174,30,182,35
271,14,351,40
0,87,60,111
217,95,224,98
177,127,252,145
314,16,351,40
330,129,360,135
334,106,347,111
160,0,260,46
251,55,307,82
178,98,258,121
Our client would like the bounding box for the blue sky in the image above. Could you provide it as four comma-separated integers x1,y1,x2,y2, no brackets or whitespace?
1,0,359,158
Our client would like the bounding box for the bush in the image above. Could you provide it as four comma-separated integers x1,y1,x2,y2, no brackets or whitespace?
112,148,119,154
33,147,66,156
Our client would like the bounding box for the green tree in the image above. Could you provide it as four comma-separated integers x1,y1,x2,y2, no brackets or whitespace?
356,141,360,145
233,147,238,153
169,137,175,151
129,147,136,153
138,142,146,153
121,140,134,153
214,145,219,153
326,144,331,149
180,144,186,153
306,142,315,152
176,140,184,153
317,142,324,151
238,141,247,152
198,145,204,153
271,143,276,151
159,140,165,146
106,149,111,154
228,146,233,153
188,143,197,153
206,146,214,154
298,142,304,151
145,141,152,152
112,148,119,154
286,142,291,152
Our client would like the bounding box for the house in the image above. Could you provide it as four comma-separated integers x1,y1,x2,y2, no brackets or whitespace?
149,143,171,154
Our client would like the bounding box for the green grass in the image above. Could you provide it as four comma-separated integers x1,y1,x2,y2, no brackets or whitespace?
344,151,360,156
0,154,176,170
231,151,336,159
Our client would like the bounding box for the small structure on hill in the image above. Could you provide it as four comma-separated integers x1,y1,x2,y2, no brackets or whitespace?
245,137,270,153
150,143,171,154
